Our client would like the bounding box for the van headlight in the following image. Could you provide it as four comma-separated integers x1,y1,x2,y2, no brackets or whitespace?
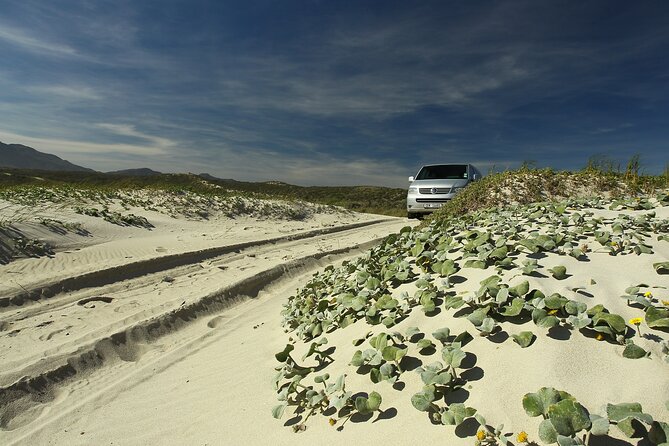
408,187,418,193
452,187,465,193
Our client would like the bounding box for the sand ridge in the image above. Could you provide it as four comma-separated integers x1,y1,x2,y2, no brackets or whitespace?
0,189,415,444
2,189,669,446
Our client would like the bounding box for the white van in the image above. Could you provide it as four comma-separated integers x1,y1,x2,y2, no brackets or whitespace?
406,163,482,218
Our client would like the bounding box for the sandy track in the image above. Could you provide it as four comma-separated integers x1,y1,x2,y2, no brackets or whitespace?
0,217,412,443
0,218,395,308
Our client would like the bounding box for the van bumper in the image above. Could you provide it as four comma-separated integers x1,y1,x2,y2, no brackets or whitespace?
406,195,454,214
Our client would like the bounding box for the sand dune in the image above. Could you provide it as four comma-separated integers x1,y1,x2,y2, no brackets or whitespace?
0,190,414,445
1,188,668,446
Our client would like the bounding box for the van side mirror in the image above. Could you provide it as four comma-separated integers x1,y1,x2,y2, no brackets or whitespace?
408,176,414,182
472,174,478,181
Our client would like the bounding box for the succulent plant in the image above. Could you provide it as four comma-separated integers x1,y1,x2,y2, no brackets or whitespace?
646,306,669,329
350,332,407,384
522,259,540,275
654,262,669,274
606,402,654,438
354,391,383,415
548,265,568,280
272,186,669,439
523,388,591,444
512,331,536,348
622,339,650,359
585,305,627,343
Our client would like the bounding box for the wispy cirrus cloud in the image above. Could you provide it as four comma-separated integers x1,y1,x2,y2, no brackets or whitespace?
0,24,79,58
94,124,175,150
0,129,168,157
25,84,103,101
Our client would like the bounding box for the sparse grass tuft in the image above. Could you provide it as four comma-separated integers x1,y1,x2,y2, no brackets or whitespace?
428,164,669,224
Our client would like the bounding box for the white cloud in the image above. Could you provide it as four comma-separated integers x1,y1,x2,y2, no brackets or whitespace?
200,25,532,119
26,84,103,101
94,123,175,149
588,123,634,135
0,129,168,157
0,24,78,57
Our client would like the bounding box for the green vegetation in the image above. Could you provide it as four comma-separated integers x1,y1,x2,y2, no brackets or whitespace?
274,172,669,441
1,169,398,263
73,206,153,228
0,226,52,263
521,388,669,445
272,339,384,432
430,162,669,223
0,168,406,216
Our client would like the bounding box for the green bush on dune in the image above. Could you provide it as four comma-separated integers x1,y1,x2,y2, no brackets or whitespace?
429,163,669,223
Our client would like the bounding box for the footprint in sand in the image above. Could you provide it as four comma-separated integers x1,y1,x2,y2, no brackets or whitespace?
77,296,114,308
35,320,54,328
207,315,229,328
113,300,140,312
39,325,73,341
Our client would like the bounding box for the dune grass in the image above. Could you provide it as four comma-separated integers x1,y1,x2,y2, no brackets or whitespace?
0,169,406,217
428,165,669,224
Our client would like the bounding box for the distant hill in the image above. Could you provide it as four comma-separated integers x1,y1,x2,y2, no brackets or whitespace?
264,180,289,186
0,141,94,172
107,168,162,176
199,173,288,187
197,173,240,183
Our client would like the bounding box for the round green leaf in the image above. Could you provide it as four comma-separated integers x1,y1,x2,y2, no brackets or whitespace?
432,327,451,342
623,342,649,359
548,399,591,436
411,386,435,412
272,402,288,419
523,387,561,417
589,414,610,436
646,306,669,329
549,265,568,280
512,331,536,348
538,418,558,444
275,344,294,363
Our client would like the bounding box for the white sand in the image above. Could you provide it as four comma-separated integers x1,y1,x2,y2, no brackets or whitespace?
1,192,668,446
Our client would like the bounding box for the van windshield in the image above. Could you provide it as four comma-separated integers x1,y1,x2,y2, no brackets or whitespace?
416,165,468,180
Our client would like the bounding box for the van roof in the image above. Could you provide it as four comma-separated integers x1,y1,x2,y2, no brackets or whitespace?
421,163,470,167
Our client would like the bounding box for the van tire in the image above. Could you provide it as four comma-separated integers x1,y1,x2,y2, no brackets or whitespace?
407,212,418,219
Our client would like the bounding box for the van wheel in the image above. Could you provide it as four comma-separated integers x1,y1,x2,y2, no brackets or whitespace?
407,212,418,219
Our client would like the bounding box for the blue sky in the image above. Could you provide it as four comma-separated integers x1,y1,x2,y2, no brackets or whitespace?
1,0,668,186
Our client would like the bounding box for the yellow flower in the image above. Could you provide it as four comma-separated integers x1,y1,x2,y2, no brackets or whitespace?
629,317,643,326
548,309,558,315
477,429,486,440
517,431,529,443
611,241,618,246
644,291,653,298
328,418,337,426
662,300,669,306
596,333,604,341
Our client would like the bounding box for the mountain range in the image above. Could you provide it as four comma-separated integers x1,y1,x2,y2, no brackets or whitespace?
0,141,169,177
107,168,162,176
0,141,94,172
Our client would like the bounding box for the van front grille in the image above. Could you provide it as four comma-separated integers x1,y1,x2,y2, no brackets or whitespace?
419,187,452,194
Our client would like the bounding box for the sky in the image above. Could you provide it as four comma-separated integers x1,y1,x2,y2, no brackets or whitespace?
0,0,668,187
